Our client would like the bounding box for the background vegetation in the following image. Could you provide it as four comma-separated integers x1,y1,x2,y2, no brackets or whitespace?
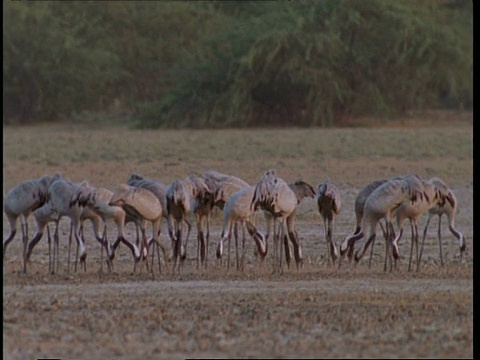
3,0,472,128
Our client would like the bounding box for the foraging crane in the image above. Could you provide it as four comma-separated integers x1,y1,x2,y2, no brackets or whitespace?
24,184,109,274
109,184,172,275
390,176,443,271
26,173,89,273
340,179,389,267
343,175,422,271
250,170,315,273
22,201,58,273
202,169,250,268
77,205,110,273
166,175,213,273
26,196,109,274
418,177,466,270
316,178,341,266
127,173,172,239
216,186,267,270
127,173,174,269
261,179,317,268
127,173,168,210
3,175,51,271
202,169,250,209
70,182,142,271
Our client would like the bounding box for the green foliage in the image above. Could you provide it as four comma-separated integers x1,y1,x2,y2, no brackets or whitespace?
225,0,472,127
3,0,472,127
4,2,123,123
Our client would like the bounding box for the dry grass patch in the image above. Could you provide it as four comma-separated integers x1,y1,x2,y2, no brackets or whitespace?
3,113,473,359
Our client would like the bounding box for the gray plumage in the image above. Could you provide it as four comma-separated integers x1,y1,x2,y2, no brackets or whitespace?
391,176,444,271
418,177,466,269
202,170,251,269
251,170,315,272
166,175,213,272
109,183,172,274
41,174,89,273
202,169,250,210
127,173,169,221
216,186,267,270
127,173,174,266
3,174,51,272
343,175,423,271
28,195,109,274
262,180,316,263
340,179,388,267
22,174,88,273
353,180,388,236
71,182,141,267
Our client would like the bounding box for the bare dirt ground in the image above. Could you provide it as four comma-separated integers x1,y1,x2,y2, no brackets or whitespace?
3,114,473,359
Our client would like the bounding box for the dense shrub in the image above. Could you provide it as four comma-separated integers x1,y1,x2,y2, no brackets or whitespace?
4,1,472,127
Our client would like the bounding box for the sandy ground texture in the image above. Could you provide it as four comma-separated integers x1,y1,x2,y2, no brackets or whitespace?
3,183,472,359
3,117,473,359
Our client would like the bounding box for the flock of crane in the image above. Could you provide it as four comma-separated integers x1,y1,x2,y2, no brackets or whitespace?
3,169,466,276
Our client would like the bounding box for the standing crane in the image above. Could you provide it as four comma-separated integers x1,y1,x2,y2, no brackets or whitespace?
316,178,341,266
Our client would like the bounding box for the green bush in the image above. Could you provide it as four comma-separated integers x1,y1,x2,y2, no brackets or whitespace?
3,1,472,127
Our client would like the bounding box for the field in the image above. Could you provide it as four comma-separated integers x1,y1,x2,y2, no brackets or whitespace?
3,112,473,359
